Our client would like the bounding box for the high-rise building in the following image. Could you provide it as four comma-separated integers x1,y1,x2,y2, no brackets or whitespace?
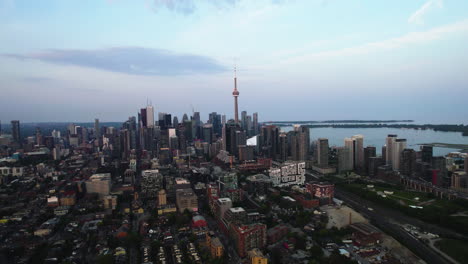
351,135,364,171
401,148,416,176
11,120,20,144
279,133,288,161
94,118,100,141
382,145,387,162
203,124,214,143
253,113,259,135
233,68,240,123
344,138,355,169
364,146,376,175
337,147,353,172
368,157,384,177
173,116,179,128
241,111,247,130
421,145,433,163
260,125,280,160
146,105,155,128
386,134,398,166
224,121,242,156
392,139,407,171
317,138,329,167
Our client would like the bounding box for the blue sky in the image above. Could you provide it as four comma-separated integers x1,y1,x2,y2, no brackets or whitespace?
1,0,468,123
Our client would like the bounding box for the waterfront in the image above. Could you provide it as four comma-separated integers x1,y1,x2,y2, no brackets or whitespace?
281,126,468,156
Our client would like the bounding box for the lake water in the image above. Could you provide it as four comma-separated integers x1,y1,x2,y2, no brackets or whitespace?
280,126,468,156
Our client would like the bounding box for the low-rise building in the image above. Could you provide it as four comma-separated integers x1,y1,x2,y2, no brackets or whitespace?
248,248,268,264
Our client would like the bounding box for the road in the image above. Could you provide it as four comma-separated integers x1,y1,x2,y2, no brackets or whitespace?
335,187,451,264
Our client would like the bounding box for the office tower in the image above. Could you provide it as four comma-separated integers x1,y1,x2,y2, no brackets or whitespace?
0,120,2,135
392,138,407,171
165,113,172,127
235,130,247,152
140,108,147,127
246,115,252,136
123,116,137,150
173,116,179,128
222,115,226,125
35,127,43,145
289,125,309,161
401,148,416,176
382,145,387,162
233,67,240,123
193,112,201,124
386,134,398,166
421,145,433,163
241,111,247,130
364,146,376,175
253,112,258,135
146,105,155,127
11,120,20,144
182,113,189,123
317,138,329,167
279,133,288,161
224,121,242,156
344,138,355,169
368,157,384,177
351,135,364,171
94,118,100,140
209,112,222,136
203,124,214,143
260,125,279,160
337,147,352,172
432,156,447,179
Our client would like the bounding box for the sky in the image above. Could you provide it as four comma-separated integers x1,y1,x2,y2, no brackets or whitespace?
1,0,468,124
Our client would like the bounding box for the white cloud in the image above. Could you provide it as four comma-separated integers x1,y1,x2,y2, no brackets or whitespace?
408,0,443,25
279,19,468,66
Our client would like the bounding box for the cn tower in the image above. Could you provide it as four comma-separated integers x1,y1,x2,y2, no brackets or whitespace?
233,66,240,123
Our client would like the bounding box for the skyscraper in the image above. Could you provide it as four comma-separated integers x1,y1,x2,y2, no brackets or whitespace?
317,138,329,167
401,148,416,176
392,138,407,171
421,145,433,163
233,67,240,123
386,134,398,166
253,112,258,135
94,118,100,143
351,135,364,171
364,146,376,175
11,120,20,144
344,138,354,170
146,105,155,128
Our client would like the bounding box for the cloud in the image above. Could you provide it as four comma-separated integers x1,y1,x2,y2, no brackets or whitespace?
147,0,290,15
280,19,468,65
147,0,239,15
408,0,443,25
5,47,227,76
20,77,53,83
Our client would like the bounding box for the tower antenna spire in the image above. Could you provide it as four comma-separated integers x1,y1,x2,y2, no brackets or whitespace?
232,60,239,123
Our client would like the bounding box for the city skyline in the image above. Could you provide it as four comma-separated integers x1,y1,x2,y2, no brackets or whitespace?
1,0,468,123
